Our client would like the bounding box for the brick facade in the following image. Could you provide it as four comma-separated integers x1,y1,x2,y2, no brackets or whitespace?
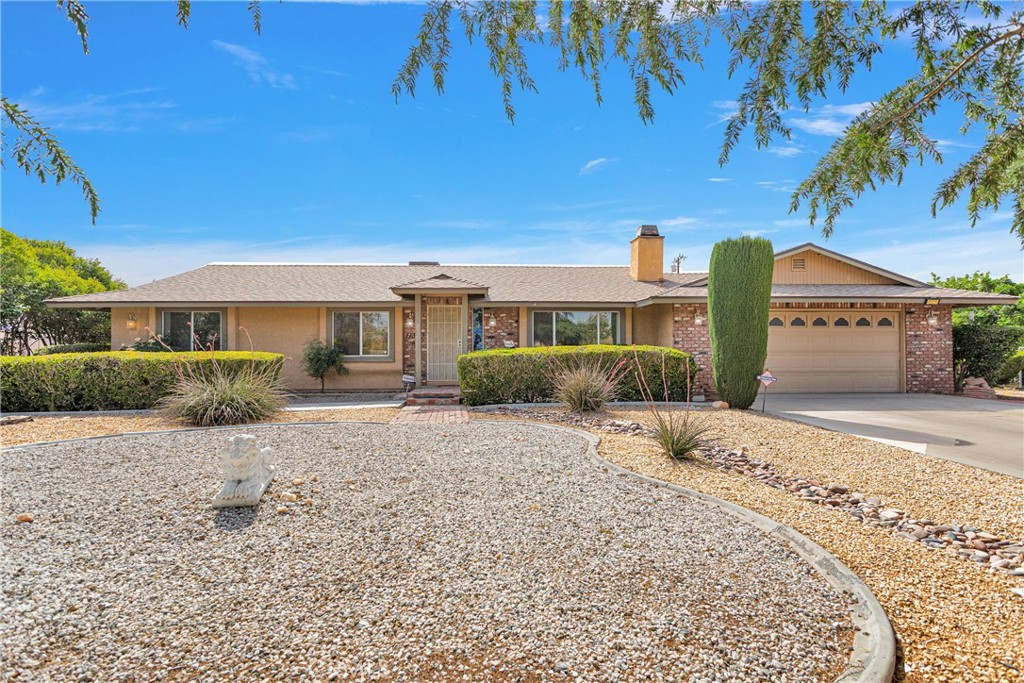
477,307,519,349
671,303,712,396
903,304,954,394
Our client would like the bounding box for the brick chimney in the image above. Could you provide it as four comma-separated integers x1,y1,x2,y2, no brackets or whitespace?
630,224,664,281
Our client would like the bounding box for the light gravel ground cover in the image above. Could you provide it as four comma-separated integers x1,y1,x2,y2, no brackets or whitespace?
0,408,399,448
476,408,1024,683
2,423,852,682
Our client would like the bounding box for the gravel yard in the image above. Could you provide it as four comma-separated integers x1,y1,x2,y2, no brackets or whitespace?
475,408,1024,682
0,408,400,448
2,422,853,682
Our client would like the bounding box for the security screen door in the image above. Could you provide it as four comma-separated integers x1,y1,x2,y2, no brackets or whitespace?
426,305,462,382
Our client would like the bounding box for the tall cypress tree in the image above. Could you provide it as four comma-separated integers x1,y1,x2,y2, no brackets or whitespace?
707,237,775,409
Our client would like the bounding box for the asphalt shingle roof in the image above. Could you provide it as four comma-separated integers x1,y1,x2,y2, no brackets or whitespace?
46,263,1018,308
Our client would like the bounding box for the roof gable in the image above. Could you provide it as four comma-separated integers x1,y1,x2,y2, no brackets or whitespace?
772,243,926,287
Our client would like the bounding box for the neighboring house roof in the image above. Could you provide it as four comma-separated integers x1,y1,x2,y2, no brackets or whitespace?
646,284,1019,306
46,244,1019,309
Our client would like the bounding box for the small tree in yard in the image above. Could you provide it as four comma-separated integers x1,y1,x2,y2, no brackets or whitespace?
301,340,348,393
707,237,775,410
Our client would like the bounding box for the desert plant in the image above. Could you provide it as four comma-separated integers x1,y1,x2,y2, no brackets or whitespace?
549,357,627,412
707,236,775,409
456,345,696,406
301,339,349,392
158,360,287,426
633,348,712,461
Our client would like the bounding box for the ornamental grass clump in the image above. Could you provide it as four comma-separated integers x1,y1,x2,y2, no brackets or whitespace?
550,357,627,412
634,348,713,461
156,326,288,426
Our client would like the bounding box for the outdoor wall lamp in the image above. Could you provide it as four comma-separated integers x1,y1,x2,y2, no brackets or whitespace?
694,312,706,326
126,313,138,330
405,316,414,328
487,314,497,328
927,312,939,328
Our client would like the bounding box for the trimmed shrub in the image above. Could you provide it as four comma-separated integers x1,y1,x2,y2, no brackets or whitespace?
0,351,284,412
456,345,696,406
159,359,288,426
34,342,110,355
707,236,775,409
997,350,1024,385
952,323,1024,390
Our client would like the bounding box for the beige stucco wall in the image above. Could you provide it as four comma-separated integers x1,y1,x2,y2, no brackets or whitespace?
235,306,404,391
631,304,674,346
110,307,154,350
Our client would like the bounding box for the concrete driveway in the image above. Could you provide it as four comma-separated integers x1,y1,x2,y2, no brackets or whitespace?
764,393,1024,477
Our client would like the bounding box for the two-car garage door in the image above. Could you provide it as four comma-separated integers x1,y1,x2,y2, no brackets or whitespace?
766,311,901,393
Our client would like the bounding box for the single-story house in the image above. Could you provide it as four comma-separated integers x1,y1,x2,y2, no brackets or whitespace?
47,226,1017,395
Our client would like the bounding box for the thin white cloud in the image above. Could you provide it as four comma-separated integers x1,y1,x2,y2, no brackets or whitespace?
755,180,797,193
579,157,616,175
788,101,873,137
211,40,298,89
18,89,176,132
772,218,809,228
742,229,776,237
661,216,699,227
850,230,1024,282
764,144,805,158
706,177,732,182
934,138,977,152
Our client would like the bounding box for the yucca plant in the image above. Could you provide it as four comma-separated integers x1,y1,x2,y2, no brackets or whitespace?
156,325,288,426
633,348,713,460
548,355,628,412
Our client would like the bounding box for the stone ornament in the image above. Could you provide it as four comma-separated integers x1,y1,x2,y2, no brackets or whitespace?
212,434,276,508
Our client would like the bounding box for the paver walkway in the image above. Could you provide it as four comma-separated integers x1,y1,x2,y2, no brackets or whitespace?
391,405,469,423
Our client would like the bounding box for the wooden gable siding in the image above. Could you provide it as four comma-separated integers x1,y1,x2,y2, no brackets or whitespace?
773,250,900,285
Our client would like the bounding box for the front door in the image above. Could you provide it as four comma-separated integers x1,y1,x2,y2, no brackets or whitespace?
427,305,463,382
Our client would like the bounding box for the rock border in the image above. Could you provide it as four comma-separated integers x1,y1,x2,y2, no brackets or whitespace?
3,419,896,682
477,420,897,683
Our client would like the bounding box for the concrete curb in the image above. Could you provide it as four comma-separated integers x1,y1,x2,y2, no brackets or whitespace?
477,419,897,683
3,419,896,682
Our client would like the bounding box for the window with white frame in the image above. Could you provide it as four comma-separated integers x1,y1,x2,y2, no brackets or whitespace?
161,311,223,351
532,311,621,346
333,311,392,357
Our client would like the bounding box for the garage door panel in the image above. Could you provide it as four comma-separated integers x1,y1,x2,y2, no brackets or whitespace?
766,310,901,393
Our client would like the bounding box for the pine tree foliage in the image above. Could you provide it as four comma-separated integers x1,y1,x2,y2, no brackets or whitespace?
706,236,774,410
392,1,1024,243
7,0,1023,240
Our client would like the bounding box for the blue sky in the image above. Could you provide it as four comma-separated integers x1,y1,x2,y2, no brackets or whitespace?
3,1,1021,286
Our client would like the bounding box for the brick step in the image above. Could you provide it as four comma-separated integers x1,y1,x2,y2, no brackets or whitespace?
405,397,462,406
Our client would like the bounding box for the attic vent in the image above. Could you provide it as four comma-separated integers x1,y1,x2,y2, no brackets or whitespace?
792,257,806,271
409,261,440,266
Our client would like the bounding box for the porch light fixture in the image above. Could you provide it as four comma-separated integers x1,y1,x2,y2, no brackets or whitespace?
927,312,939,328
405,316,414,328
487,314,497,328
693,312,706,326
925,298,940,305
126,313,138,330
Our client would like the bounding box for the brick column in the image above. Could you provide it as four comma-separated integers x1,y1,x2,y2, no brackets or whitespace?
671,303,712,397
905,304,954,394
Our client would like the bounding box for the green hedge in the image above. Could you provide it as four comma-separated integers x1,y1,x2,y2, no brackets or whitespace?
951,323,1024,391
0,351,285,412
997,350,1024,385
34,342,110,355
456,345,697,406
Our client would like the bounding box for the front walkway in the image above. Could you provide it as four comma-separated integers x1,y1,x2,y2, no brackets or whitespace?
391,405,469,424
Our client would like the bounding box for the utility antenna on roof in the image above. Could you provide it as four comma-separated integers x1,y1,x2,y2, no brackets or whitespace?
670,253,686,273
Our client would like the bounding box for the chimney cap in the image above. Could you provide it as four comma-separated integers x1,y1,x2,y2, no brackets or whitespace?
408,260,441,266
636,224,660,237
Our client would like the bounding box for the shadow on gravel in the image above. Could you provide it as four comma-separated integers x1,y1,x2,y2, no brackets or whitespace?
213,507,258,531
